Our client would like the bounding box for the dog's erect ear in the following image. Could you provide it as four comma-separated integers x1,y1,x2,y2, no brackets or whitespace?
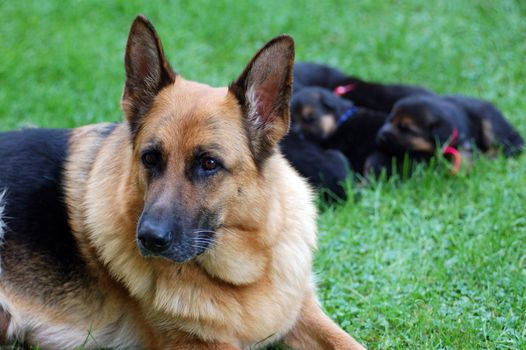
229,35,295,163
121,15,176,134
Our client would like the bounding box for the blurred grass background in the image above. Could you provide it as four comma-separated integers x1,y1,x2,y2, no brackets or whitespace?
1,1,525,349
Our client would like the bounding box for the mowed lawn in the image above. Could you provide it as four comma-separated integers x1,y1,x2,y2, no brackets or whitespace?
1,1,525,349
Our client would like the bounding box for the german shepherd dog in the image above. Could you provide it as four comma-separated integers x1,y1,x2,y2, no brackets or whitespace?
0,16,365,350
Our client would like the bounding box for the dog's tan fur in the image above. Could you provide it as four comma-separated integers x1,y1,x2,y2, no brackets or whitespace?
0,15,365,349
389,114,435,153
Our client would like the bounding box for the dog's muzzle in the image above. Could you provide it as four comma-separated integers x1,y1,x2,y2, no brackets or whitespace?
136,212,217,263
376,125,396,147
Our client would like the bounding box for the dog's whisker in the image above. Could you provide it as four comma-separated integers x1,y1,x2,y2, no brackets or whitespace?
193,240,215,246
192,233,217,250
194,236,215,241
192,242,215,250
194,231,215,235
193,229,217,235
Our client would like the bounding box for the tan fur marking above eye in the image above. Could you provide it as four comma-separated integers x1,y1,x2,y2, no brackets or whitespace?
400,116,421,131
393,115,425,136
302,106,313,117
400,116,415,126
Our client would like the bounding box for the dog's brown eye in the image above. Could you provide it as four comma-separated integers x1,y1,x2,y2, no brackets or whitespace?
201,157,218,171
142,151,161,169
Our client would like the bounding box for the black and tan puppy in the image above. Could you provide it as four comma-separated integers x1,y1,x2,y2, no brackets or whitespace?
377,94,524,162
290,86,355,141
294,62,433,113
0,16,366,350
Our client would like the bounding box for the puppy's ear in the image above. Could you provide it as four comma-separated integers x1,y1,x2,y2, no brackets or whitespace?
121,15,176,134
229,35,295,163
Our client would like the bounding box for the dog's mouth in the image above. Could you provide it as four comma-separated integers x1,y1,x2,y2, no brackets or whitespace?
137,228,216,263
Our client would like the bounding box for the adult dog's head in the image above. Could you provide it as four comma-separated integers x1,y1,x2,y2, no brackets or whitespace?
121,16,296,283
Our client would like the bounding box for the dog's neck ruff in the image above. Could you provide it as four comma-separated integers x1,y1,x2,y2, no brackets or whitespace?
442,128,462,174
333,83,356,96
336,106,357,127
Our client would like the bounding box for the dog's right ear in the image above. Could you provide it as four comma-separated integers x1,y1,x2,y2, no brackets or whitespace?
121,15,176,134
229,35,295,164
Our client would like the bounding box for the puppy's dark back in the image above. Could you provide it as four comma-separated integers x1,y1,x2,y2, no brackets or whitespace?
293,62,433,112
345,82,433,113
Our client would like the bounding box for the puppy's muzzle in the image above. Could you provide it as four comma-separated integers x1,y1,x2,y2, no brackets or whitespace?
376,125,396,146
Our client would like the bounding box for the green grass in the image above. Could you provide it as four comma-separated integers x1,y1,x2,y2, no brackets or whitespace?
1,1,525,349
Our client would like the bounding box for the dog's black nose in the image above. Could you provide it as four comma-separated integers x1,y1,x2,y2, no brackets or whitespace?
137,220,172,253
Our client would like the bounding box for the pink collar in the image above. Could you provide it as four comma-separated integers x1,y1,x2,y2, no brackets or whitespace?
333,83,356,96
442,128,462,174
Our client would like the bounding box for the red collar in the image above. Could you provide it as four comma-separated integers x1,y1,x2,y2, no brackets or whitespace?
333,83,356,96
442,128,462,174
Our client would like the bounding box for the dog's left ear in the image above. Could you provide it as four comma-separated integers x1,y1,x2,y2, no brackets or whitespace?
229,35,295,163
122,15,176,134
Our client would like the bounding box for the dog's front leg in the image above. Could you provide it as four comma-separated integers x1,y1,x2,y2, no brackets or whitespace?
283,292,366,350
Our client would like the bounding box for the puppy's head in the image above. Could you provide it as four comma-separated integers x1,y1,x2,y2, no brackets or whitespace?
121,16,294,273
376,95,457,156
290,87,353,141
